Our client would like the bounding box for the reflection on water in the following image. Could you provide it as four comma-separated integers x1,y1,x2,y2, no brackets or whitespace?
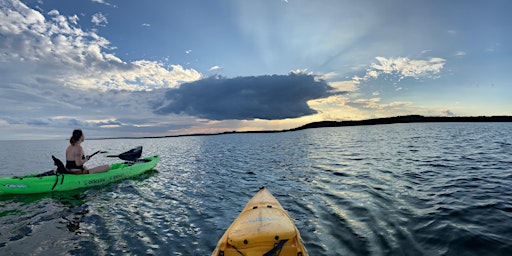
1,123,512,255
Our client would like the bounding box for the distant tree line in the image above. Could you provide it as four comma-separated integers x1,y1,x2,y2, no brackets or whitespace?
289,115,512,131
93,115,512,140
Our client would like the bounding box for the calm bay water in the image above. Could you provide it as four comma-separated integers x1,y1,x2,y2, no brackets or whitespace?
0,123,511,255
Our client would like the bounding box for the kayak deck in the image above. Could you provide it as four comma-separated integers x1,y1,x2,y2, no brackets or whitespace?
0,155,159,195
212,187,308,256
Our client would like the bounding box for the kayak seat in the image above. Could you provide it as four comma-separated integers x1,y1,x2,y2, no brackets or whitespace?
227,206,296,249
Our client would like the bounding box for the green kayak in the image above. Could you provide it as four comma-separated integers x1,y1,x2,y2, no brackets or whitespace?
0,155,159,195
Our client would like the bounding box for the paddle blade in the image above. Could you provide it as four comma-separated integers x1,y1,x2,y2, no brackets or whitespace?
119,146,142,161
107,146,142,161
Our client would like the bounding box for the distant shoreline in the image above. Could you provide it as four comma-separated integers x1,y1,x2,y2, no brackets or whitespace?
289,115,512,131
92,115,512,140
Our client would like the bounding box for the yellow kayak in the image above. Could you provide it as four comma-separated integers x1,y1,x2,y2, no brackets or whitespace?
212,187,308,256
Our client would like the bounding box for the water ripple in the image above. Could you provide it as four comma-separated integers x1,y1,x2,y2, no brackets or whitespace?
1,123,512,255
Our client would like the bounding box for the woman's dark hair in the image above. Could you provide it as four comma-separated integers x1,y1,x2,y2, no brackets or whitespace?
70,129,83,145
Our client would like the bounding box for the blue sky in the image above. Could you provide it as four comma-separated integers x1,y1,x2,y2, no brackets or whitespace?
0,0,510,140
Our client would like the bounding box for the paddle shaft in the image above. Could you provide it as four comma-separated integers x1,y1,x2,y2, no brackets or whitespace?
83,150,100,160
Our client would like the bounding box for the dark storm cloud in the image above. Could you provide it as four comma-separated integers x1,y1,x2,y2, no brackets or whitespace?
153,74,336,120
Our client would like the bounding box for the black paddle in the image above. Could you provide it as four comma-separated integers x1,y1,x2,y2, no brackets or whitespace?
83,150,101,160
106,146,143,161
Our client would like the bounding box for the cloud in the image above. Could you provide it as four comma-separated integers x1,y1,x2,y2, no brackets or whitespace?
91,0,115,7
69,14,79,25
440,109,455,116
0,1,201,92
209,65,222,71
2,116,119,128
328,80,358,92
347,98,412,110
0,0,206,139
154,74,337,120
371,57,445,79
290,69,312,75
355,56,446,83
91,12,108,26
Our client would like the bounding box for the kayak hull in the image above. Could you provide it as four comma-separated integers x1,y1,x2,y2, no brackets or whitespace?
212,187,308,256
0,155,159,195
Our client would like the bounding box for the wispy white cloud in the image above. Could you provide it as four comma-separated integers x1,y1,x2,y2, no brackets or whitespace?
290,69,314,76
484,43,500,53
371,57,445,79
349,98,412,110
354,56,446,83
91,0,115,7
209,65,222,71
69,14,79,25
91,12,108,26
317,71,338,80
328,81,358,92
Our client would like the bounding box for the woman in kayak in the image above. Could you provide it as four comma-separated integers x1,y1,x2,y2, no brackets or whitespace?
66,129,109,174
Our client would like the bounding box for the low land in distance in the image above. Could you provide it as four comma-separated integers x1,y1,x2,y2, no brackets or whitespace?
96,115,512,140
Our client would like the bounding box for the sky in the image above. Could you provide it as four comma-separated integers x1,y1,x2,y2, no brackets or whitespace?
0,0,511,140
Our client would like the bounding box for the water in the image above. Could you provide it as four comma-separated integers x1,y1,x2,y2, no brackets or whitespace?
0,123,511,255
